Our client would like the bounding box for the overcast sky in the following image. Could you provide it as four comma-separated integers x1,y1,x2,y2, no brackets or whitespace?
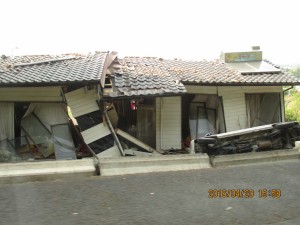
1,0,299,65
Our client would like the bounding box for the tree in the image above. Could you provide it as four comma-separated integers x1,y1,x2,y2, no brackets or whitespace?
285,88,300,121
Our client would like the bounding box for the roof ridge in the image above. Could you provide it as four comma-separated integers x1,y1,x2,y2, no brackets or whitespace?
121,56,222,63
13,56,78,67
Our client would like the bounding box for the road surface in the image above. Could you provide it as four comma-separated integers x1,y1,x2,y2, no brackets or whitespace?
0,160,300,225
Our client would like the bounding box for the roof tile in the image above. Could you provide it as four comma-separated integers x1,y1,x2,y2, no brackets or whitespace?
0,52,108,86
109,56,300,97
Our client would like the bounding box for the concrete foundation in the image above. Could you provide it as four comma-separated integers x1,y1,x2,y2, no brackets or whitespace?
99,154,211,176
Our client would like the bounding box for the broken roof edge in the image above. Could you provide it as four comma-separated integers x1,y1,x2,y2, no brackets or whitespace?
101,51,118,88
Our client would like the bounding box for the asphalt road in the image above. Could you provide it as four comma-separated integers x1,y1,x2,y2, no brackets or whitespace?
0,160,300,225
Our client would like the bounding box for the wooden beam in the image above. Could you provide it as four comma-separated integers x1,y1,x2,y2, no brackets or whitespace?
104,111,125,156
115,128,162,154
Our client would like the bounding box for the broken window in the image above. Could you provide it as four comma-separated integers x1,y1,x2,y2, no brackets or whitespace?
246,93,282,127
183,94,226,140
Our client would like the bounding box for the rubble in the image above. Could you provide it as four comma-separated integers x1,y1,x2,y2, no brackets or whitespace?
192,122,300,156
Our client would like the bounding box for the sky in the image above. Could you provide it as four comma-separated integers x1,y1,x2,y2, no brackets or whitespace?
0,0,299,65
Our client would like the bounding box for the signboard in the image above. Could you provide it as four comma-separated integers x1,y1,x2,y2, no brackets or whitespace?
225,51,262,63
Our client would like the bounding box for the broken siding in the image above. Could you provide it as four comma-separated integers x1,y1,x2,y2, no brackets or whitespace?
0,87,62,102
64,87,114,155
218,86,283,131
156,96,181,150
64,88,100,117
81,123,110,144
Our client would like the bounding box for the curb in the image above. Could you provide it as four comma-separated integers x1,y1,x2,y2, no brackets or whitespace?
99,154,211,176
211,149,300,168
0,159,95,184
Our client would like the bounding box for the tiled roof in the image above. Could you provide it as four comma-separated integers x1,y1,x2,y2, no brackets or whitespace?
110,57,300,96
0,52,108,87
109,57,187,97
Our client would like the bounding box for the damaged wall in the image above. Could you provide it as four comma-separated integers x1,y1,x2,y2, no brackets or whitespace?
218,86,283,131
185,85,283,132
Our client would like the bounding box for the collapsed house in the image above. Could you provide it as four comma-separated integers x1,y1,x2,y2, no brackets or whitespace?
104,50,300,154
1,49,300,163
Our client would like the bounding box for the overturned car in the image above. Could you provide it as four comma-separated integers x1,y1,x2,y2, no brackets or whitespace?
192,122,300,156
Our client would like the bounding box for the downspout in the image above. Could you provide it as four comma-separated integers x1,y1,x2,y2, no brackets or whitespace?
160,97,163,151
283,86,294,93
282,86,294,122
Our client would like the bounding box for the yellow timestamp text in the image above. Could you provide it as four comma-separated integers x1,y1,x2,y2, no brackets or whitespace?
208,189,281,198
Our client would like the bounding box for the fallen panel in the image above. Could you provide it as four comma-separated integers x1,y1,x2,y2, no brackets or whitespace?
115,128,161,154
51,124,76,160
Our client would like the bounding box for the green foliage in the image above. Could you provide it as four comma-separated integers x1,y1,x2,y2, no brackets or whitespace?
285,108,299,121
285,87,300,122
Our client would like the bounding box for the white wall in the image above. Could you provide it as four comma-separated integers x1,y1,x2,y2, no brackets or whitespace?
156,96,181,150
185,85,283,132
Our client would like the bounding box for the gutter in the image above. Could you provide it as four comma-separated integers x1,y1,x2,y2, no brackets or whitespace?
283,86,294,93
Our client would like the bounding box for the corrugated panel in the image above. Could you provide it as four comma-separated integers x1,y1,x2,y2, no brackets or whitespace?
81,123,110,144
160,96,181,150
65,88,100,117
0,87,62,102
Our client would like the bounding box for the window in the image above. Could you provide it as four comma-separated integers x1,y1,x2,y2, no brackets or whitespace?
245,93,282,127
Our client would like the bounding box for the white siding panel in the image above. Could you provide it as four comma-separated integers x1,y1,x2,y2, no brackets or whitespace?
65,88,100,117
81,123,110,144
0,87,62,102
160,96,181,150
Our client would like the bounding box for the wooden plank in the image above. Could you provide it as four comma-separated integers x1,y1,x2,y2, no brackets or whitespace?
81,123,110,144
115,128,162,154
